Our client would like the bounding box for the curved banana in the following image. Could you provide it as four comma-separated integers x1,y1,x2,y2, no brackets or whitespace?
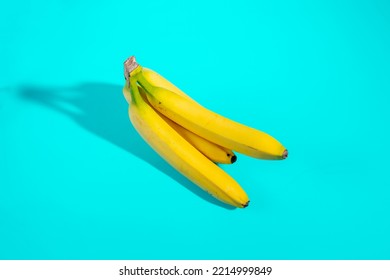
137,69,237,164
135,68,288,160
123,59,249,208
138,86,236,164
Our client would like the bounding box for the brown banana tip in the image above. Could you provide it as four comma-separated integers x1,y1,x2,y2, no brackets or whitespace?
242,201,250,208
123,56,139,81
231,155,237,163
282,149,288,159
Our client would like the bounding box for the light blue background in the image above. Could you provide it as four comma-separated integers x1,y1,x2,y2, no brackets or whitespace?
1,0,389,259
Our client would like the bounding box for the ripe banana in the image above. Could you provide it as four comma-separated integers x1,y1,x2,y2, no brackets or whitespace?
136,68,237,164
135,71,288,160
123,58,249,208
137,86,236,164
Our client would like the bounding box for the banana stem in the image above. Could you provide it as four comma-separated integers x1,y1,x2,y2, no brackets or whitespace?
129,76,142,105
136,73,155,94
124,56,139,81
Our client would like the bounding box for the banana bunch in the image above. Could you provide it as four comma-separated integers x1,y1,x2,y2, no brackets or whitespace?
123,56,288,208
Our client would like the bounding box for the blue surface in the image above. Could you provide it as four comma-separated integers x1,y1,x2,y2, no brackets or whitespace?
1,0,390,260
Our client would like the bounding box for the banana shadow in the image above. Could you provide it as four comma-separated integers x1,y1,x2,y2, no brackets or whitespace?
18,82,234,210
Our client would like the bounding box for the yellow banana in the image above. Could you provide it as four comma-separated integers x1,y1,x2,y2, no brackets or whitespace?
123,58,249,208
137,86,236,164
135,67,288,160
137,68,237,164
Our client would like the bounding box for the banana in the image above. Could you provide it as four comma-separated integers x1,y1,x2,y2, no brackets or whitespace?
137,86,236,164
136,67,237,164
135,68,288,160
123,58,249,208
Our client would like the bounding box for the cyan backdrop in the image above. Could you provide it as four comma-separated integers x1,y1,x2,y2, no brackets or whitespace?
1,0,389,259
